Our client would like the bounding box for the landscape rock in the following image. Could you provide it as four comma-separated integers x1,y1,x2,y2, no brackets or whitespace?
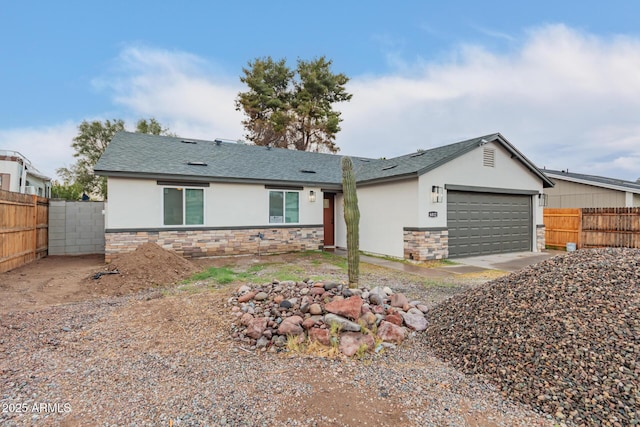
277,316,304,336
390,293,409,308
308,328,331,346
424,248,640,426
324,295,363,321
324,313,361,332
402,308,428,331
245,317,268,339
309,303,323,315
376,320,406,343
339,332,375,357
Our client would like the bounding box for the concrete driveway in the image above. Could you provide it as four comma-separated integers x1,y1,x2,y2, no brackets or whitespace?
448,250,562,273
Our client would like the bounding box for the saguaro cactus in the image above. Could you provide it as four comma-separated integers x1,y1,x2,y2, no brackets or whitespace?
341,156,360,287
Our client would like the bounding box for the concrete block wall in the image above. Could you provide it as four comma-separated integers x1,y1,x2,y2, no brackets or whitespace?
49,201,105,255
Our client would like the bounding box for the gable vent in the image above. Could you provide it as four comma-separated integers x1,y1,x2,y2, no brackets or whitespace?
382,164,398,171
187,161,207,166
483,148,495,167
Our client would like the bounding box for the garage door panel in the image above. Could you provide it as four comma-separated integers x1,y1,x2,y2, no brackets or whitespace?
448,191,532,257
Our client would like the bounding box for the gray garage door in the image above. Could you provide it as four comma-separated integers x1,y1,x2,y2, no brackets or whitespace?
447,191,532,258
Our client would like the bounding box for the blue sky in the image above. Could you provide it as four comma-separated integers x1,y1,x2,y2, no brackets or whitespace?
2,1,640,181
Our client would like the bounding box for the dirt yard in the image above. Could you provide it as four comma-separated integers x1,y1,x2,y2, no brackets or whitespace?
0,247,552,426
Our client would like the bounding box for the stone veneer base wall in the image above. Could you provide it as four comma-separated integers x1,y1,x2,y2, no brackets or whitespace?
403,228,449,261
536,224,546,252
105,227,323,262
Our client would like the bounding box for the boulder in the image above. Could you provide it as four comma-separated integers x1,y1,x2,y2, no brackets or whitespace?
308,328,331,346
325,295,363,321
277,315,304,336
323,313,361,332
245,317,269,339
376,320,406,343
339,332,375,357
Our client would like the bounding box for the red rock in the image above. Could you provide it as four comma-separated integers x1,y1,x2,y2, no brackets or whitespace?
390,293,409,308
274,295,284,304
359,311,376,326
325,296,363,321
310,287,325,296
313,282,325,288
372,305,386,315
377,320,406,343
339,332,375,356
245,317,268,339
302,317,318,329
240,312,254,326
385,313,403,326
277,315,304,335
308,328,331,346
238,291,256,303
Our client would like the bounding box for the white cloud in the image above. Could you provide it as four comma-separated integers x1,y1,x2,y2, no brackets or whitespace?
6,26,639,185
0,122,78,179
337,24,640,181
94,46,245,141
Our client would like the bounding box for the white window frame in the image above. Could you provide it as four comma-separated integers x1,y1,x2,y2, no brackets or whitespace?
268,190,300,224
162,186,205,227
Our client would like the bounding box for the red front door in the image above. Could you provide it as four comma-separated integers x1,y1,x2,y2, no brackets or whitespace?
323,193,335,246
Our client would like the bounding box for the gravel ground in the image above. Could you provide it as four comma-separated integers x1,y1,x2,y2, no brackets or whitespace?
424,248,640,427
0,256,554,427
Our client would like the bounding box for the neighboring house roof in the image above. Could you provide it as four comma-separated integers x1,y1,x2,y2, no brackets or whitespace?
95,131,553,188
0,150,51,181
544,169,640,194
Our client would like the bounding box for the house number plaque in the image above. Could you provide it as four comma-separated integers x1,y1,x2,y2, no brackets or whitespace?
428,211,438,218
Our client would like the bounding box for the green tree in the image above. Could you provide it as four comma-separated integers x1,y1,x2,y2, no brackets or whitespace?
50,180,84,200
236,56,352,153
135,118,175,136
57,118,173,199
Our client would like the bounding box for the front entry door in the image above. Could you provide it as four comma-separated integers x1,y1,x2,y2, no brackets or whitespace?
323,193,335,246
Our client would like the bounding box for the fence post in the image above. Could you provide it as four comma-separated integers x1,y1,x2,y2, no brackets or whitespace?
577,208,583,249
32,194,38,258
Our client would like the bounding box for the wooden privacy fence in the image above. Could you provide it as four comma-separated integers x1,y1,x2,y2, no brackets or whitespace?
0,189,49,273
544,207,640,249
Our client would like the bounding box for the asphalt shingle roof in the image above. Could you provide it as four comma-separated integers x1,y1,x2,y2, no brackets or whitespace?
544,169,640,193
95,131,553,187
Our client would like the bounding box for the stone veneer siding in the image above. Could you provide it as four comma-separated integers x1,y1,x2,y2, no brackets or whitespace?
403,228,449,261
105,226,323,262
536,224,546,252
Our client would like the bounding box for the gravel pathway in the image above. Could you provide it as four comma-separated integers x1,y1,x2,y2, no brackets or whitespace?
0,261,554,426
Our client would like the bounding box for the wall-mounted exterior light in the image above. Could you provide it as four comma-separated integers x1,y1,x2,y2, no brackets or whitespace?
431,186,443,203
309,190,316,202
538,193,548,207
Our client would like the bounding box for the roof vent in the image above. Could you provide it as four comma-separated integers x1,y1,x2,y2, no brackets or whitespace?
300,169,316,174
214,139,222,146
382,165,398,171
483,148,495,167
358,158,370,163
187,161,207,166
181,140,197,144
410,151,426,158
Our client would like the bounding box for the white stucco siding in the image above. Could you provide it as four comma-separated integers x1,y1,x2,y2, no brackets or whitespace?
0,161,22,192
357,179,419,258
106,177,323,229
418,141,545,228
